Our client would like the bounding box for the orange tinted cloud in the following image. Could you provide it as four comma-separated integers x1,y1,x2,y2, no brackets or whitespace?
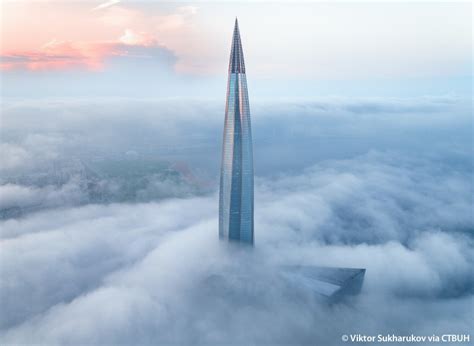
1,3,208,74
1,30,160,71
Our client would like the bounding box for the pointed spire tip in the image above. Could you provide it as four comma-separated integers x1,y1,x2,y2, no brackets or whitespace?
229,17,245,73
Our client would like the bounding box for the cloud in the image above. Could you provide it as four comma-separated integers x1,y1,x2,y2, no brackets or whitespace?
92,0,120,11
0,144,30,171
0,151,472,344
0,30,173,71
0,156,206,219
177,6,198,16
1,2,470,82
0,198,217,332
119,29,156,46
0,182,86,212
0,96,472,344
0,95,470,212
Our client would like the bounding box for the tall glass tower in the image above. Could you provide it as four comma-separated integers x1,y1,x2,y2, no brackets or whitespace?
219,18,254,245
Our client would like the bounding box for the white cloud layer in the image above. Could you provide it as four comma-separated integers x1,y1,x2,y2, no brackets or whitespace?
0,96,472,344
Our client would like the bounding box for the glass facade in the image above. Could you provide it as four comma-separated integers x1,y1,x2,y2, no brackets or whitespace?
219,19,254,245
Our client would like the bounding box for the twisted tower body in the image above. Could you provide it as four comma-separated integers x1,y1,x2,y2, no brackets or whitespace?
219,19,254,245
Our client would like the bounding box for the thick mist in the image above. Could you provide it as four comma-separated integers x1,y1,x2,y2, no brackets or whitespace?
0,96,472,344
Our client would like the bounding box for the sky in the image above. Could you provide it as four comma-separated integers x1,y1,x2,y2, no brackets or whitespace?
0,1,473,345
1,1,472,98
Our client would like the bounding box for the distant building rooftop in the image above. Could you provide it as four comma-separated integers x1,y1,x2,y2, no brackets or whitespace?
280,266,366,303
203,265,365,304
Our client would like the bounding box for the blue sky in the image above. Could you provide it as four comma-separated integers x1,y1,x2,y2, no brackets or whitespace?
1,1,472,98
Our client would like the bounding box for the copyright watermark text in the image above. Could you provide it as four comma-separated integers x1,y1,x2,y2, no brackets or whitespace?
341,334,470,343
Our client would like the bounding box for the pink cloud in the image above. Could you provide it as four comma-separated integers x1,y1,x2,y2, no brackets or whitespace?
0,30,162,71
119,29,156,46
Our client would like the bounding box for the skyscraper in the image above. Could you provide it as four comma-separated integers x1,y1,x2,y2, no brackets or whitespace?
211,19,365,302
219,19,254,245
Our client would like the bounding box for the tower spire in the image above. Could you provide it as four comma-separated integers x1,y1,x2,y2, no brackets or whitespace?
229,17,245,73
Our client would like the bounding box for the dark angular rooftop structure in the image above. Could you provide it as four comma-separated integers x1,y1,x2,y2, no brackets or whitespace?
203,264,365,305
280,266,366,303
